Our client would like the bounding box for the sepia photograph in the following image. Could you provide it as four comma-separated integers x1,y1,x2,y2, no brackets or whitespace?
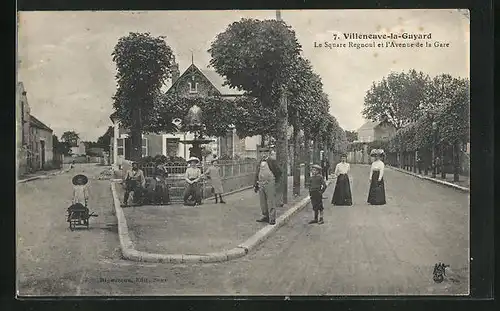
16,9,470,296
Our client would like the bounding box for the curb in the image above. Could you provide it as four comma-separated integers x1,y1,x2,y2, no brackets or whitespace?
110,179,333,264
388,166,469,193
17,168,71,184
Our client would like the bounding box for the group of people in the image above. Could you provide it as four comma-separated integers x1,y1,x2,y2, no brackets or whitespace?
120,156,226,207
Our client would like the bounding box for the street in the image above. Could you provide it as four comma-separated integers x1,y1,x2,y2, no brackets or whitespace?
16,164,469,296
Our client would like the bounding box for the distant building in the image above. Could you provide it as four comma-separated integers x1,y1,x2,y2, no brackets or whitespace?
356,119,396,143
70,140,86,156
110,60,261,167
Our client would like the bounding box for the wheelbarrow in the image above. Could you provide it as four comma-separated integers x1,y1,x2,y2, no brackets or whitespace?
67,203,98,231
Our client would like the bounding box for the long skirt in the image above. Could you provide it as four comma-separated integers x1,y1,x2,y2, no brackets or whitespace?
367,170,386,205
331,174,352,206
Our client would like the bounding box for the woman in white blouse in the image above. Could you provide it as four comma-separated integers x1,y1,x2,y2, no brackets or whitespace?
331,154,353,206
367,149,386,205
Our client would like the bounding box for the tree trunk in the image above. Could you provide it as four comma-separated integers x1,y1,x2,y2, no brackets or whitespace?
130,107,143,161
312,139,320,164
441,144,446,179
275,89,288,205
453,141,460,182
304,130,312,187
292,125,300,196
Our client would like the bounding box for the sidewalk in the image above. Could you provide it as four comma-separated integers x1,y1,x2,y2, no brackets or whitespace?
113,175,329,261
17,167,71,183
388,166,469,192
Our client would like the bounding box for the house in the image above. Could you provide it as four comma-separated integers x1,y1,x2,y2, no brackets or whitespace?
17,82,30,175
356,119,396,143
110,60,261,167
17,82,54,174
70,140,86,156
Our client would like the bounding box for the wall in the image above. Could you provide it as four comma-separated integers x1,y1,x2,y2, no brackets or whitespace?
374,123,396,140
30,127,53,169
357,128,374,143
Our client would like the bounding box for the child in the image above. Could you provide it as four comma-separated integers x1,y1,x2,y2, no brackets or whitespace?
68,174,89,222
309,164,327,224
72,174,89,206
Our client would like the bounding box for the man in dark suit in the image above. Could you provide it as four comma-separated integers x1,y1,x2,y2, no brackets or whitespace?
254,146,282,225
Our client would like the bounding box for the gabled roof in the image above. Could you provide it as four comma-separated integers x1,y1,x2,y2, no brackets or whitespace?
357,120,381,132
357,118,393,132
30,115,53,132
167,63,245,96
200,69,245,96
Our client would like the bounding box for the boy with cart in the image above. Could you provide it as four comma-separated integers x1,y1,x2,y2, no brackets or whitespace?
67,174,97,230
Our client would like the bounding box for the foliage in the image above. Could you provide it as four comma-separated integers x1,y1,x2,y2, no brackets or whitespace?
366,72,470,153
112,32,175,159
208,18,302,107
96,126,113,152
53,134,71,156
345,130,358,142
362,70,431,129
61,131,80,146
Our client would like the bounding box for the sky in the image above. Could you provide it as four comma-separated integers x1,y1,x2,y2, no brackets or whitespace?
17,9,469,141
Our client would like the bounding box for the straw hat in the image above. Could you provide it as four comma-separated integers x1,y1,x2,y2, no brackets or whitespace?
187,156,200,163
72,174,88,186
311,164,322,170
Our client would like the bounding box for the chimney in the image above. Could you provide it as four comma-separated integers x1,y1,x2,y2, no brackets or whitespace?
171,62,180,84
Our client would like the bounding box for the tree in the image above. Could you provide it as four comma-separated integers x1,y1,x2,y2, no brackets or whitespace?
53,134,71,156
345,130,358,143
112,32,175,161
362,70,431,129
209,18,302,203
96,126,113,152
61,131,80,146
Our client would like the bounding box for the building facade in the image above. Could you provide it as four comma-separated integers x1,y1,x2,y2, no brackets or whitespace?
110,61,261,167
17,82,55,175
357,119,397,143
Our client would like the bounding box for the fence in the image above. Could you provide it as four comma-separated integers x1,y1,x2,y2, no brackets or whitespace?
121,159,258,203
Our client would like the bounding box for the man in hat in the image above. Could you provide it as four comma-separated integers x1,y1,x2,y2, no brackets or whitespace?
183,157,203,206
254,146,282,225
122,162,146,207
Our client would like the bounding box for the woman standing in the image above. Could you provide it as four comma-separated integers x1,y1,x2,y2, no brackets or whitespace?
331,154,352,206
205,158,225,204
367,149,386,205
183,157,203,206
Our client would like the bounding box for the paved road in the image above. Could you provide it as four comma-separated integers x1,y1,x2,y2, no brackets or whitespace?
17,164,469,296
17,163,120,296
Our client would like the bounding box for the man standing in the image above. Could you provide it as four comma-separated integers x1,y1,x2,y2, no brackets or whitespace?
254,146,282,225
122,162,146,207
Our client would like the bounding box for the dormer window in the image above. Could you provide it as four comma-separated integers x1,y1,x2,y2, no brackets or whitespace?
188,81,198,93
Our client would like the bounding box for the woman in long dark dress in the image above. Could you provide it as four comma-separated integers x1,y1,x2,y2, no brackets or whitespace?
367,149,386,205
331,154,352,206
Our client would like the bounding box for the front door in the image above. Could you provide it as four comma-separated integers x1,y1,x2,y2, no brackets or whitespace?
40,140,46,168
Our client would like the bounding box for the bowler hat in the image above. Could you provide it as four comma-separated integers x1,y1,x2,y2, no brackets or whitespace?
311,164,322,170
72,174,88,186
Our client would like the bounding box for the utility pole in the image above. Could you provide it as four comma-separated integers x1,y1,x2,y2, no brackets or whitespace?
276,10,289,205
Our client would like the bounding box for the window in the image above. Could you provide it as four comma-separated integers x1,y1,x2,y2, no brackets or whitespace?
142,138,148,157
166,138,180,157
188,82,198,93
117,138,124,156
